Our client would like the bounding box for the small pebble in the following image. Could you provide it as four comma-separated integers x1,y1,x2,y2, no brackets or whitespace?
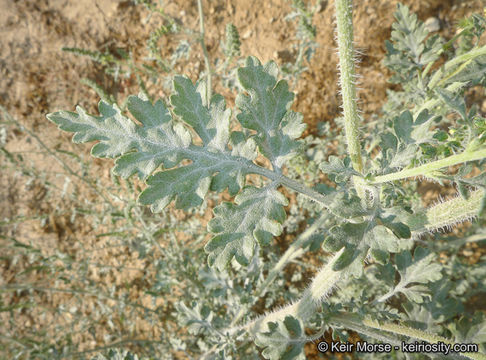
242,29,252,39
424,17,440,33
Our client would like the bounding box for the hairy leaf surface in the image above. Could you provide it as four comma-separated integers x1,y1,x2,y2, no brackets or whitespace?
47,87,259,211
254,316,305,360
384,3,443,83
393,247,443,303
206,186,288,270
236,56,306,168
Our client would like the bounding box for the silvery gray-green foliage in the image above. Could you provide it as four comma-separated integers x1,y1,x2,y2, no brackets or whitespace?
48,56,306,273
254,316,305,360
1,103,213,359
45,2,486,360
384,4,443,84
223,23,241,59
281,0,318,79
207,186,288,270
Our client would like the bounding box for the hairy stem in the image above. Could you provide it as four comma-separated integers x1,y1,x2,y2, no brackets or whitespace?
330,314,486,360
361,319,485,360
369,147,486,184
329,315,403,347
197,0,212,103
335,0,363,174
409,188,484,235
235,248,345,335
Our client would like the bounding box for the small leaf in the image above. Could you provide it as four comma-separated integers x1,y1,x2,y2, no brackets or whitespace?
176,302,214,335
433,130,448,142
171,76,232,151
436,88,467,120
394,247,443,303
457,182,470,200
255,316,306,360
370,248,390,265
393,111,414,144
171,75,213,144
332,246,359,271
380,132,398,153
365,225,401,253
388,144,417,168
383,221,411,239
236,56,305,168
206,186,288,270
384,3,443,82
319,156,359,183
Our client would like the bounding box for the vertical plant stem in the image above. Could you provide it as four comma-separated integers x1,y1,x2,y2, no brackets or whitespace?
197,0,212,103
334,0,363,175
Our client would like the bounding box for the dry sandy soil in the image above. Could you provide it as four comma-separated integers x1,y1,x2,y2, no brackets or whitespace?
0,0,484,358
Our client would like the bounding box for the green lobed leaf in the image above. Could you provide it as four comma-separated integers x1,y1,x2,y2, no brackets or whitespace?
380,110,437,170
236,56,306,168
206,186,288,271
325,191,369,219
115,96,189,179
403,280,463,333
435,88,467,120
393,247,443,303
48,81,260,212
254,316,306,360
319,155,359,183
393,110,414,144
171,76,231,151
323,217,407,275
47,101,136,157
384,3,443,83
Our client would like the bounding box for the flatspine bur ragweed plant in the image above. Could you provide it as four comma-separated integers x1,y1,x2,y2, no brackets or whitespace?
47,0,486,359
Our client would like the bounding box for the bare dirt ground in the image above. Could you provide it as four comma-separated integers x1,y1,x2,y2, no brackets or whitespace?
0,0,484,358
